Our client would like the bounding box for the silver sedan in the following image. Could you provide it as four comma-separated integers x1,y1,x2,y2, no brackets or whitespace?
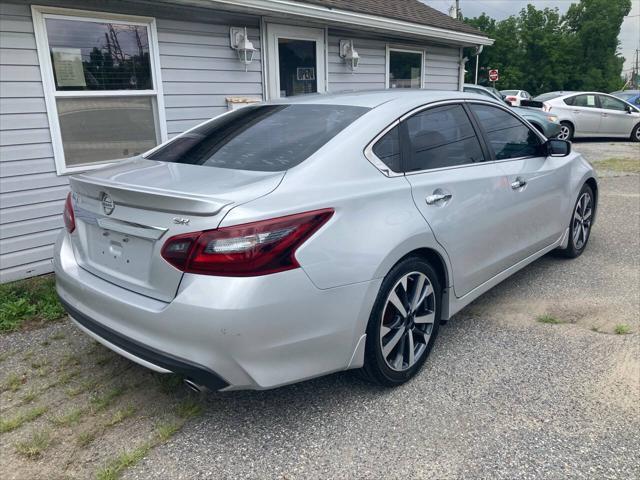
535,91,640,141
54,91,598,391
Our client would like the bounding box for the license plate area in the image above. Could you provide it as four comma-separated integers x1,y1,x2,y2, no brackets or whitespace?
85,225,154,281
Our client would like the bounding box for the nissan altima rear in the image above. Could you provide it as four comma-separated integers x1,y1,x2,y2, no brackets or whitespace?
55,91,597,391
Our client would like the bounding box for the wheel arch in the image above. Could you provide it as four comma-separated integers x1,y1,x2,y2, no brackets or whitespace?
584,176,598,224
389,247,453,321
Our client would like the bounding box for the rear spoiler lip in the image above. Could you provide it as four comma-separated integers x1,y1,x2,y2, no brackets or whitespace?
69,175,232,216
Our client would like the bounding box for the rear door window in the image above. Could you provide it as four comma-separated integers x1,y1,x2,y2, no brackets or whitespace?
573,94,599,108
470,104,543,160
148,104,369,171
404,104,485,171
371,126,401,172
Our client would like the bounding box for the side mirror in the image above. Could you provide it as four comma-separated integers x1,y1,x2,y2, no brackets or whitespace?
546,139,571,157
625,104,633,114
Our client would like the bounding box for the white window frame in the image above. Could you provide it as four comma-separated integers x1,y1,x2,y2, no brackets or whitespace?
31,5,168,175
385,46,425,89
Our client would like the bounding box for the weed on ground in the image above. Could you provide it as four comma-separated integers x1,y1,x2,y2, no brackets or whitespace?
0,320,206,479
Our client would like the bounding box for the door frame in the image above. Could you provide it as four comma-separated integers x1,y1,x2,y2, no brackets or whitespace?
264,23,327,99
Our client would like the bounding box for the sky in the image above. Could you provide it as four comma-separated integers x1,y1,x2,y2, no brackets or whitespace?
424,0,640,75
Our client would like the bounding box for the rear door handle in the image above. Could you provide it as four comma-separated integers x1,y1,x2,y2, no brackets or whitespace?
426,193,452,205
511,177,527,190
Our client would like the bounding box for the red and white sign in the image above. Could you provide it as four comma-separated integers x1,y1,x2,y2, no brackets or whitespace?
488,69,499,82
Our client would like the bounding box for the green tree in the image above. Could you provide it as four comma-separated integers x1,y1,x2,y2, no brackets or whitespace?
463,0,631,95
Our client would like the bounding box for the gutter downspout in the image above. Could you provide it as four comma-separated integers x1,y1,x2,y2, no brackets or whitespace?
458,48,467,91
473,45,484,85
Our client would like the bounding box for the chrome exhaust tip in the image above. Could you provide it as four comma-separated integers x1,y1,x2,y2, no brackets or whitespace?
183,378,206,393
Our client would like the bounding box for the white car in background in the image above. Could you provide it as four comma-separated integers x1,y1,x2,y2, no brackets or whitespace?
535,91,640,141
500,90,532,106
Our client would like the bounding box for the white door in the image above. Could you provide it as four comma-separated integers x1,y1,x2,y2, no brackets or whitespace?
265,24,326,99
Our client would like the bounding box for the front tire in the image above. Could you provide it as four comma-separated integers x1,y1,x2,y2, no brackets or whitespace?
558,121,574,141
362,257,441,387
631,124,640,142
559,183,594,258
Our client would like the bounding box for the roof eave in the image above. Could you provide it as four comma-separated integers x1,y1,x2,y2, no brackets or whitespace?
207,0,494,46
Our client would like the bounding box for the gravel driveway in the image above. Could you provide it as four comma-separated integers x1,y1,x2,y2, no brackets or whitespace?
123,175,640,480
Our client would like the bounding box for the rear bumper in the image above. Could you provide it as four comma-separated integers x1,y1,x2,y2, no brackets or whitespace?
54,232,379,390
60,298,228,391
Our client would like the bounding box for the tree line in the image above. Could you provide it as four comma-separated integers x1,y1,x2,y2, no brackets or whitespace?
463,0,632,95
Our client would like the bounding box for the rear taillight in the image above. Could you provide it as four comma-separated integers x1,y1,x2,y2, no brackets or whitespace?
63,193,75,233
506,96,517,102
161,209,334,276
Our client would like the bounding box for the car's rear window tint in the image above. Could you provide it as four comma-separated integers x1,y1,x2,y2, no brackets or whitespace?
148,104,369,172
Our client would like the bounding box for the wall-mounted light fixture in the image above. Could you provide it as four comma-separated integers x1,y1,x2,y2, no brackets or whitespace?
339,39,360,71
230,27,256,71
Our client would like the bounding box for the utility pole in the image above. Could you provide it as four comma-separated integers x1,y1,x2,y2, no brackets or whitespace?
449,0,460,19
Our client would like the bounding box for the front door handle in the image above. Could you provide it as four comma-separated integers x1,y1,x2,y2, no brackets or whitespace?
511,177,527,190
426,193,452,205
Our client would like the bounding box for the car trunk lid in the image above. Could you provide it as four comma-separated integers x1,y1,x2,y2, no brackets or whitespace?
68,158,284,302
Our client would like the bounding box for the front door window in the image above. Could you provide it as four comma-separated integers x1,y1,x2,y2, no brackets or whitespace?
278,39,317,97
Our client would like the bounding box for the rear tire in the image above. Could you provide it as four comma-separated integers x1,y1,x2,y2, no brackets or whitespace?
361,257,441,387
631,124,640,142
558,183,594,258
558,122,574,141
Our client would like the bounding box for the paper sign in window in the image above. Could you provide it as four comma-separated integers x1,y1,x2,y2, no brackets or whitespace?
52,47,86,88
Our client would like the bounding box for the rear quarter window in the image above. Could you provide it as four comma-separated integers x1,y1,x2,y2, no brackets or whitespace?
148,104,369,172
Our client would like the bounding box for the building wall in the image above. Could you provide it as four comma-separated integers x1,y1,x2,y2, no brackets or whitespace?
157,19,262,137
327,34,460,92
0,0,463,283
1,2,66,282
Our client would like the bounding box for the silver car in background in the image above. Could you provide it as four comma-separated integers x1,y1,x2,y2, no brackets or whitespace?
54,91,598,391
535,91,640,141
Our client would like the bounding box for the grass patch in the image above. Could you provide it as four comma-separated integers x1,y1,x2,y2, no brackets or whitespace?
76,429,98,448
15,429,52,459
0,405,48,433
90,385,126,412
30,358,48,370
614,324,631,335
154,374,183,394
61,353,82,367
96,443,151,480
21,389,39,405
175,398,203,419
3,372,25,392
0,275,65,332
537,314,564,325
593,157,640,173
66,378,99,397
52,407,84,427
156,421,181,442
106,405,136,427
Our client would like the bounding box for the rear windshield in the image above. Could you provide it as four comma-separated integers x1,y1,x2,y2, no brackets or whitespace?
147,104,369,171
501,90,518,95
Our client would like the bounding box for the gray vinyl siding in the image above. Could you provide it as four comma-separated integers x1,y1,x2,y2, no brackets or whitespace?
327,35,460,92
424,45,461,91
0,2,64,283
327,35,387,92
157,19,263,137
